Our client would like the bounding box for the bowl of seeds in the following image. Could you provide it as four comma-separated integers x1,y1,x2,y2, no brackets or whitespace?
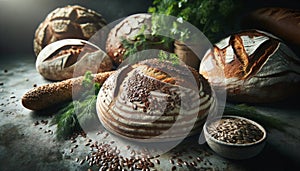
204,115,267,160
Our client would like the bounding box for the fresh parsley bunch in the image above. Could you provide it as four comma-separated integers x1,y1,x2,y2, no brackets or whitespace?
148,0,242,43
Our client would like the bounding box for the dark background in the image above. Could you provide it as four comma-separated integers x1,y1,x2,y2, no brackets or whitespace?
0,0,299,58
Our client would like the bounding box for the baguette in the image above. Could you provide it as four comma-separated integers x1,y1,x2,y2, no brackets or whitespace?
22,71,114,111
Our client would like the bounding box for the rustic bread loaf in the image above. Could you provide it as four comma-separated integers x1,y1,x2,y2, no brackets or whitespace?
97,58,214,142
106,14,172,66
34,5,107,56
200,30,300,103
36,39,113,81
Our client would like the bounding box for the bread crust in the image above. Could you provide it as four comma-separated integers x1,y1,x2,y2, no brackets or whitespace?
200,30,300,103
22,71,114,110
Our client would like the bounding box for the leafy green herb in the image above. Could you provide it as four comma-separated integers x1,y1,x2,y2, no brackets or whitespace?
121,24,173,60
51,71,101,140
148,0,242,43
158,50,180,65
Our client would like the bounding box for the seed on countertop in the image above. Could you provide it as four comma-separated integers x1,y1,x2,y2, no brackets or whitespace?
176,163,182,167
148,161,154,167
154,159,160,164
33,121,39,126
79,159,85,165
196,157,202,162
75,158,79,162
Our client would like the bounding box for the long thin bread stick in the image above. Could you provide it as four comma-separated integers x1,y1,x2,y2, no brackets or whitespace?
22,71,114,110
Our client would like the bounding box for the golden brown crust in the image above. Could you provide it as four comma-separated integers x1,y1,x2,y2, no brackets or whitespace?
106,14,152,65
22,71,114,110
97,59,214,141
212,30,280,80
200,30,300,103
34,5,107,56
36,39,113,81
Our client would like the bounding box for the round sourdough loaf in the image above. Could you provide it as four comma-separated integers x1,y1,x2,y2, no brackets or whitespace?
200,30,300,103
97,58,214,142
34,5,107,56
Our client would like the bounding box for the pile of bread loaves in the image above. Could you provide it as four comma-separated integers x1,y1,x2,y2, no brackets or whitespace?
23,5,300,141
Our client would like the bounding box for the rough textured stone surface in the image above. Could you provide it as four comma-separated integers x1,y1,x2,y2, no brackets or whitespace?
0,55,300,170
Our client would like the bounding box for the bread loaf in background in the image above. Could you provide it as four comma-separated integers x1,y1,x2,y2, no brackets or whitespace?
36,39,113,81
200,30,300,103
242,7,300,55
33,5,107,56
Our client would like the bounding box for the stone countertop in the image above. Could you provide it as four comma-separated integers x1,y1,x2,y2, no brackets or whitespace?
0,55,300,171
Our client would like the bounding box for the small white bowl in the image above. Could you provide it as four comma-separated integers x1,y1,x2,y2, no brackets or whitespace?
204,115,267,160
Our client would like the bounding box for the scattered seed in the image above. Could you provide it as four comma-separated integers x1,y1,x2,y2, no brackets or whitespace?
79,159,85,165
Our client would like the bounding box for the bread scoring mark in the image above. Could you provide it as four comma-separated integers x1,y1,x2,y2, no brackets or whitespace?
215,36,230,49
225,46,235,64
240,35,269,56
230,35,249,71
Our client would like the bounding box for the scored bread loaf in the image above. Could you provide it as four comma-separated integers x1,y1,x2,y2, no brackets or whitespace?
200,30,300,103
97,58,214,142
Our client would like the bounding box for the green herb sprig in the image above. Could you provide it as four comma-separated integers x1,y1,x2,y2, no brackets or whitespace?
158,50,180,65
148,0,242,43
121,24,173,60
51,71,101,140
